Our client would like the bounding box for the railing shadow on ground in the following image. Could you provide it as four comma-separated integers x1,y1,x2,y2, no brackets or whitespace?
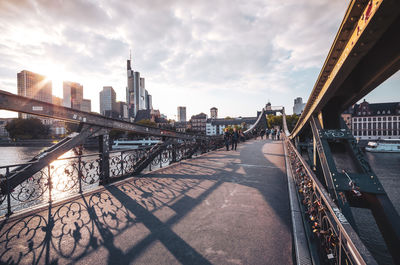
0,171,219,264
0,139,292,265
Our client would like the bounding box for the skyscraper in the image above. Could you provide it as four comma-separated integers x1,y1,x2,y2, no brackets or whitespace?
127,59,135,119
147,94,153,110
17,70,52,103
81,99,92,112
145,90,149,110
17,70,52,119
210,107,218,119
100,86,117,118
127,57,149,119
63,81,83,110
139,77,145,110
126,59,143,118
177,106,186,122
293,97,306,115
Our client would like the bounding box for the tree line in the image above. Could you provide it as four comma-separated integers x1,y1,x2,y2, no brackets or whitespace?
267,114,299,132
5,118,51,139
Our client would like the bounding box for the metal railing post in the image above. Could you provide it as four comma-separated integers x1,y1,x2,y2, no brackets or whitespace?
6,167,12,216
171,143,177,163
48,165,52,203
120,151,124,176
78,153,82,193
99,134,110,184
149,156,152,171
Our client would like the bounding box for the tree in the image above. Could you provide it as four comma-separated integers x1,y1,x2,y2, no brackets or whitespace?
224,125,242,133
266,114,299,132
136,119,157,127
224,116,233,120
109,129,125,140
285,114,300,132
5,118,51,139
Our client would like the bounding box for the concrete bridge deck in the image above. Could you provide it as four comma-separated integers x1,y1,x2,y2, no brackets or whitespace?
0,139,293,265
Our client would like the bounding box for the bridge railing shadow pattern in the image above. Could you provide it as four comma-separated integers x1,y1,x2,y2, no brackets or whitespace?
0,139,224,217
0,172,211,265
0,139,293,265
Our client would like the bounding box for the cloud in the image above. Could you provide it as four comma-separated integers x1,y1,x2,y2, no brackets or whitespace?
0,0,396,120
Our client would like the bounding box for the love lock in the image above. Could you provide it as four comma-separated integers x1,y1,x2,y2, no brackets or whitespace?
348,180,362,197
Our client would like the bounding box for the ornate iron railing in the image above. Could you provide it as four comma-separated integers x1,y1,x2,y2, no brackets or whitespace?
285,139,377,265
0,139,222,217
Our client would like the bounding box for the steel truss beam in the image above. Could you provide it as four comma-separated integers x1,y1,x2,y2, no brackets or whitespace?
0,90,208,141
291,0,400,138
309,115,400,264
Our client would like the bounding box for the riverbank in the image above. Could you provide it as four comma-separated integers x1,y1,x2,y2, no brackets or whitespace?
0,139,55,147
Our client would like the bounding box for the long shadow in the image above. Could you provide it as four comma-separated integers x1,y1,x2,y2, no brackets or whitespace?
104,181,223,265
143,142,292,232
0,171,220,264
0,139,292,264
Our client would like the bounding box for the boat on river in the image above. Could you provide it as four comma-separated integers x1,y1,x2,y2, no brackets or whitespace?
365,139,400,153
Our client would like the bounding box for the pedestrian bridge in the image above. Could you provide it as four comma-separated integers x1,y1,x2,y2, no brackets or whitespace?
1,0,400,264
0,139,293,265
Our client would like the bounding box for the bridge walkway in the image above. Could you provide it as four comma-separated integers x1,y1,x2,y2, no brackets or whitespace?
0,139,293,265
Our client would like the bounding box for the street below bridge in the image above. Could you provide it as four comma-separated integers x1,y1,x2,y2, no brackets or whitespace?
0,139,293,265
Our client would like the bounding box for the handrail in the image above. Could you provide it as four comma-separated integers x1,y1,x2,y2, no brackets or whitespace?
0,139,224,216
285,137,377,265
243,108,266,135
281,113,376,264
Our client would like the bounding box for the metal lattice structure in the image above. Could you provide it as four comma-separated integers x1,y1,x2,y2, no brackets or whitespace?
283,0,400,264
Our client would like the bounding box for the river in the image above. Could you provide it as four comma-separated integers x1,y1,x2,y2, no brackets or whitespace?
0,146,399,264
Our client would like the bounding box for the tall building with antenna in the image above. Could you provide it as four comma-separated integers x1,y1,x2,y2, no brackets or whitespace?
126,52,152,120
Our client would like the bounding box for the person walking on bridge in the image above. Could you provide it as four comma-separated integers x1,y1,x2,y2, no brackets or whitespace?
231,127,239,150
260,129,265,140
277,129,282,140
239,130,245,142
224,128,231,151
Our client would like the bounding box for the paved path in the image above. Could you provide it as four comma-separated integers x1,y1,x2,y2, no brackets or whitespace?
0,139,293,265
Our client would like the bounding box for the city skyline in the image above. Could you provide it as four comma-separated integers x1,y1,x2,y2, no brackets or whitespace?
0,0,399,120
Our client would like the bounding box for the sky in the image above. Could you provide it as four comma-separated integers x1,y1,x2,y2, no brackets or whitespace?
0,0,399,120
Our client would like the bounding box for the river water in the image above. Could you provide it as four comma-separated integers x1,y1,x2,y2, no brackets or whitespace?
0,146,399,264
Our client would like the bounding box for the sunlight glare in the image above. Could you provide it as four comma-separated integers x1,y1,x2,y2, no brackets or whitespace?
34,63,69,98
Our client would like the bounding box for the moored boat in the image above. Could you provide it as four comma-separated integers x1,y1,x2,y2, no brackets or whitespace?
365,139,400,153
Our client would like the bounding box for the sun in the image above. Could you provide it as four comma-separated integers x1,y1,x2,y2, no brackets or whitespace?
34,63,68,97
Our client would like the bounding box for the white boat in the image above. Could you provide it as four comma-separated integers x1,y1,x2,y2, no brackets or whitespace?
365,139,400,153
112,139,161,150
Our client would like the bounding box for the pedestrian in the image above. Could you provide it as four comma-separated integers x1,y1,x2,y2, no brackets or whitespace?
224,128,231,151
231,127,239,150
271,128,276,140
260,129,265,140
240,130,245,142
277,129,280,140
266,128,270,140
